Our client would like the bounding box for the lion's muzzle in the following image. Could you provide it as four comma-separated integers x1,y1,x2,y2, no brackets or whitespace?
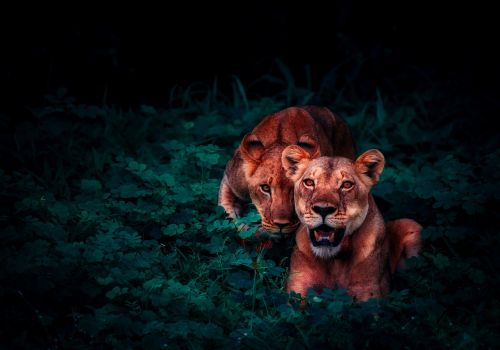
309,224,346,247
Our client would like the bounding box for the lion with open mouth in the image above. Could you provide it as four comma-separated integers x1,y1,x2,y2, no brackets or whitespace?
282,145,422,301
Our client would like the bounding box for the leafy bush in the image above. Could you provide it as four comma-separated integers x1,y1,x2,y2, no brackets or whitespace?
1,78,499,349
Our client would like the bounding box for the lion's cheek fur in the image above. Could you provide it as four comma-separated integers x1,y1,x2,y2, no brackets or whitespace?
248,189,271,224
344,199,369,235
293,186,313,224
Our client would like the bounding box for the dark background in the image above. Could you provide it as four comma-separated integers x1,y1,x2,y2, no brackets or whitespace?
1,3,500,348
1,2,498,113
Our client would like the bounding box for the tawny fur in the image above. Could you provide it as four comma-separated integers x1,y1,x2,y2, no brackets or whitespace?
288,196,390,301
282,148,422,301
218,106,355,235
386,218,422,272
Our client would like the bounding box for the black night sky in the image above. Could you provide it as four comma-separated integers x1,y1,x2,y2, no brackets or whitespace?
1,2,498,114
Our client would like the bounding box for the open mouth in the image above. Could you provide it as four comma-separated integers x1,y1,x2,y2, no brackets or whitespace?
309,224,346,247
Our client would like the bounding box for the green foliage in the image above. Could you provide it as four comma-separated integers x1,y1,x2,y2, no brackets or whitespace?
0,77,499,349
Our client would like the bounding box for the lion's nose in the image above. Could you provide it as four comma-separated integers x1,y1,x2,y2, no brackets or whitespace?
312,205,336,219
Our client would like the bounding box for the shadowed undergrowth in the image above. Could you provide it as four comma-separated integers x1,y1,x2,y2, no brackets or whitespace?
1,72,499,349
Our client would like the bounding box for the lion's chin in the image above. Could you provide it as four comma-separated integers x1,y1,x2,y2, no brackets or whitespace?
261,222,299,238
309,224,346,247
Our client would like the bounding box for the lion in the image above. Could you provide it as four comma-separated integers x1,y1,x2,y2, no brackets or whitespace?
281,145,422,301
218,106,356,236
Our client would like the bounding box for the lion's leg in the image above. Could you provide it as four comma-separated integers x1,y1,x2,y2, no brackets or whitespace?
286,250,318,300
286,276,309,300
386,218,423,273
218,175,246,219
349,284,383,302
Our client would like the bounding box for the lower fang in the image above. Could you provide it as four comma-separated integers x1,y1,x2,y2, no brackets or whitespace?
314,231,321,241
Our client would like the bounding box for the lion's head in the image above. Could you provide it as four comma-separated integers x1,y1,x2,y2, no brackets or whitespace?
239,133,321,236
282,146,385,258
221,106,356,237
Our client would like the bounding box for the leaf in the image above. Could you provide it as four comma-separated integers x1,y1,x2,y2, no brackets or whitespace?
28,220,67,242
161,140,186,151
140,105,157,115
195,151,220,166
422,226,443,241
235,210,261,231
85,249,104,263
227,271,253,289
81,179,102,193
143,278,166,292
114,183,152,198
277,304,298,319
462,201,483,215
327,301,344,314
106,286,129,300
237,225,258,239
127,160,147,173
158,173,175,186
162,224,185,236
430,253,450,270
96,276,114,285
204,236,226,254
49,201,71,224
141,321,166,335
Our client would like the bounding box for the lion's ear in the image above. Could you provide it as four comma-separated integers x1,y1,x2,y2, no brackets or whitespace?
282,145,312,182
297,134,320,159
240,133,264,162
355,149,385,186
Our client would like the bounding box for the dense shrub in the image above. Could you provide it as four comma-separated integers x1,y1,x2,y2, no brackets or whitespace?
1,81,499,349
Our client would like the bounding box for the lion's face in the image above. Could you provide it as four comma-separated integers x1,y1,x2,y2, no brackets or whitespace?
282,146,385,258
242,144,299,236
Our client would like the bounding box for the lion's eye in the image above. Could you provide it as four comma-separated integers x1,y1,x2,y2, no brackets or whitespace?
342,181,354,190
260,184,271,193
303,179,315,187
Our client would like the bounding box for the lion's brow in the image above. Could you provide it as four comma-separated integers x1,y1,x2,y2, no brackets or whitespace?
325,158,337,173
